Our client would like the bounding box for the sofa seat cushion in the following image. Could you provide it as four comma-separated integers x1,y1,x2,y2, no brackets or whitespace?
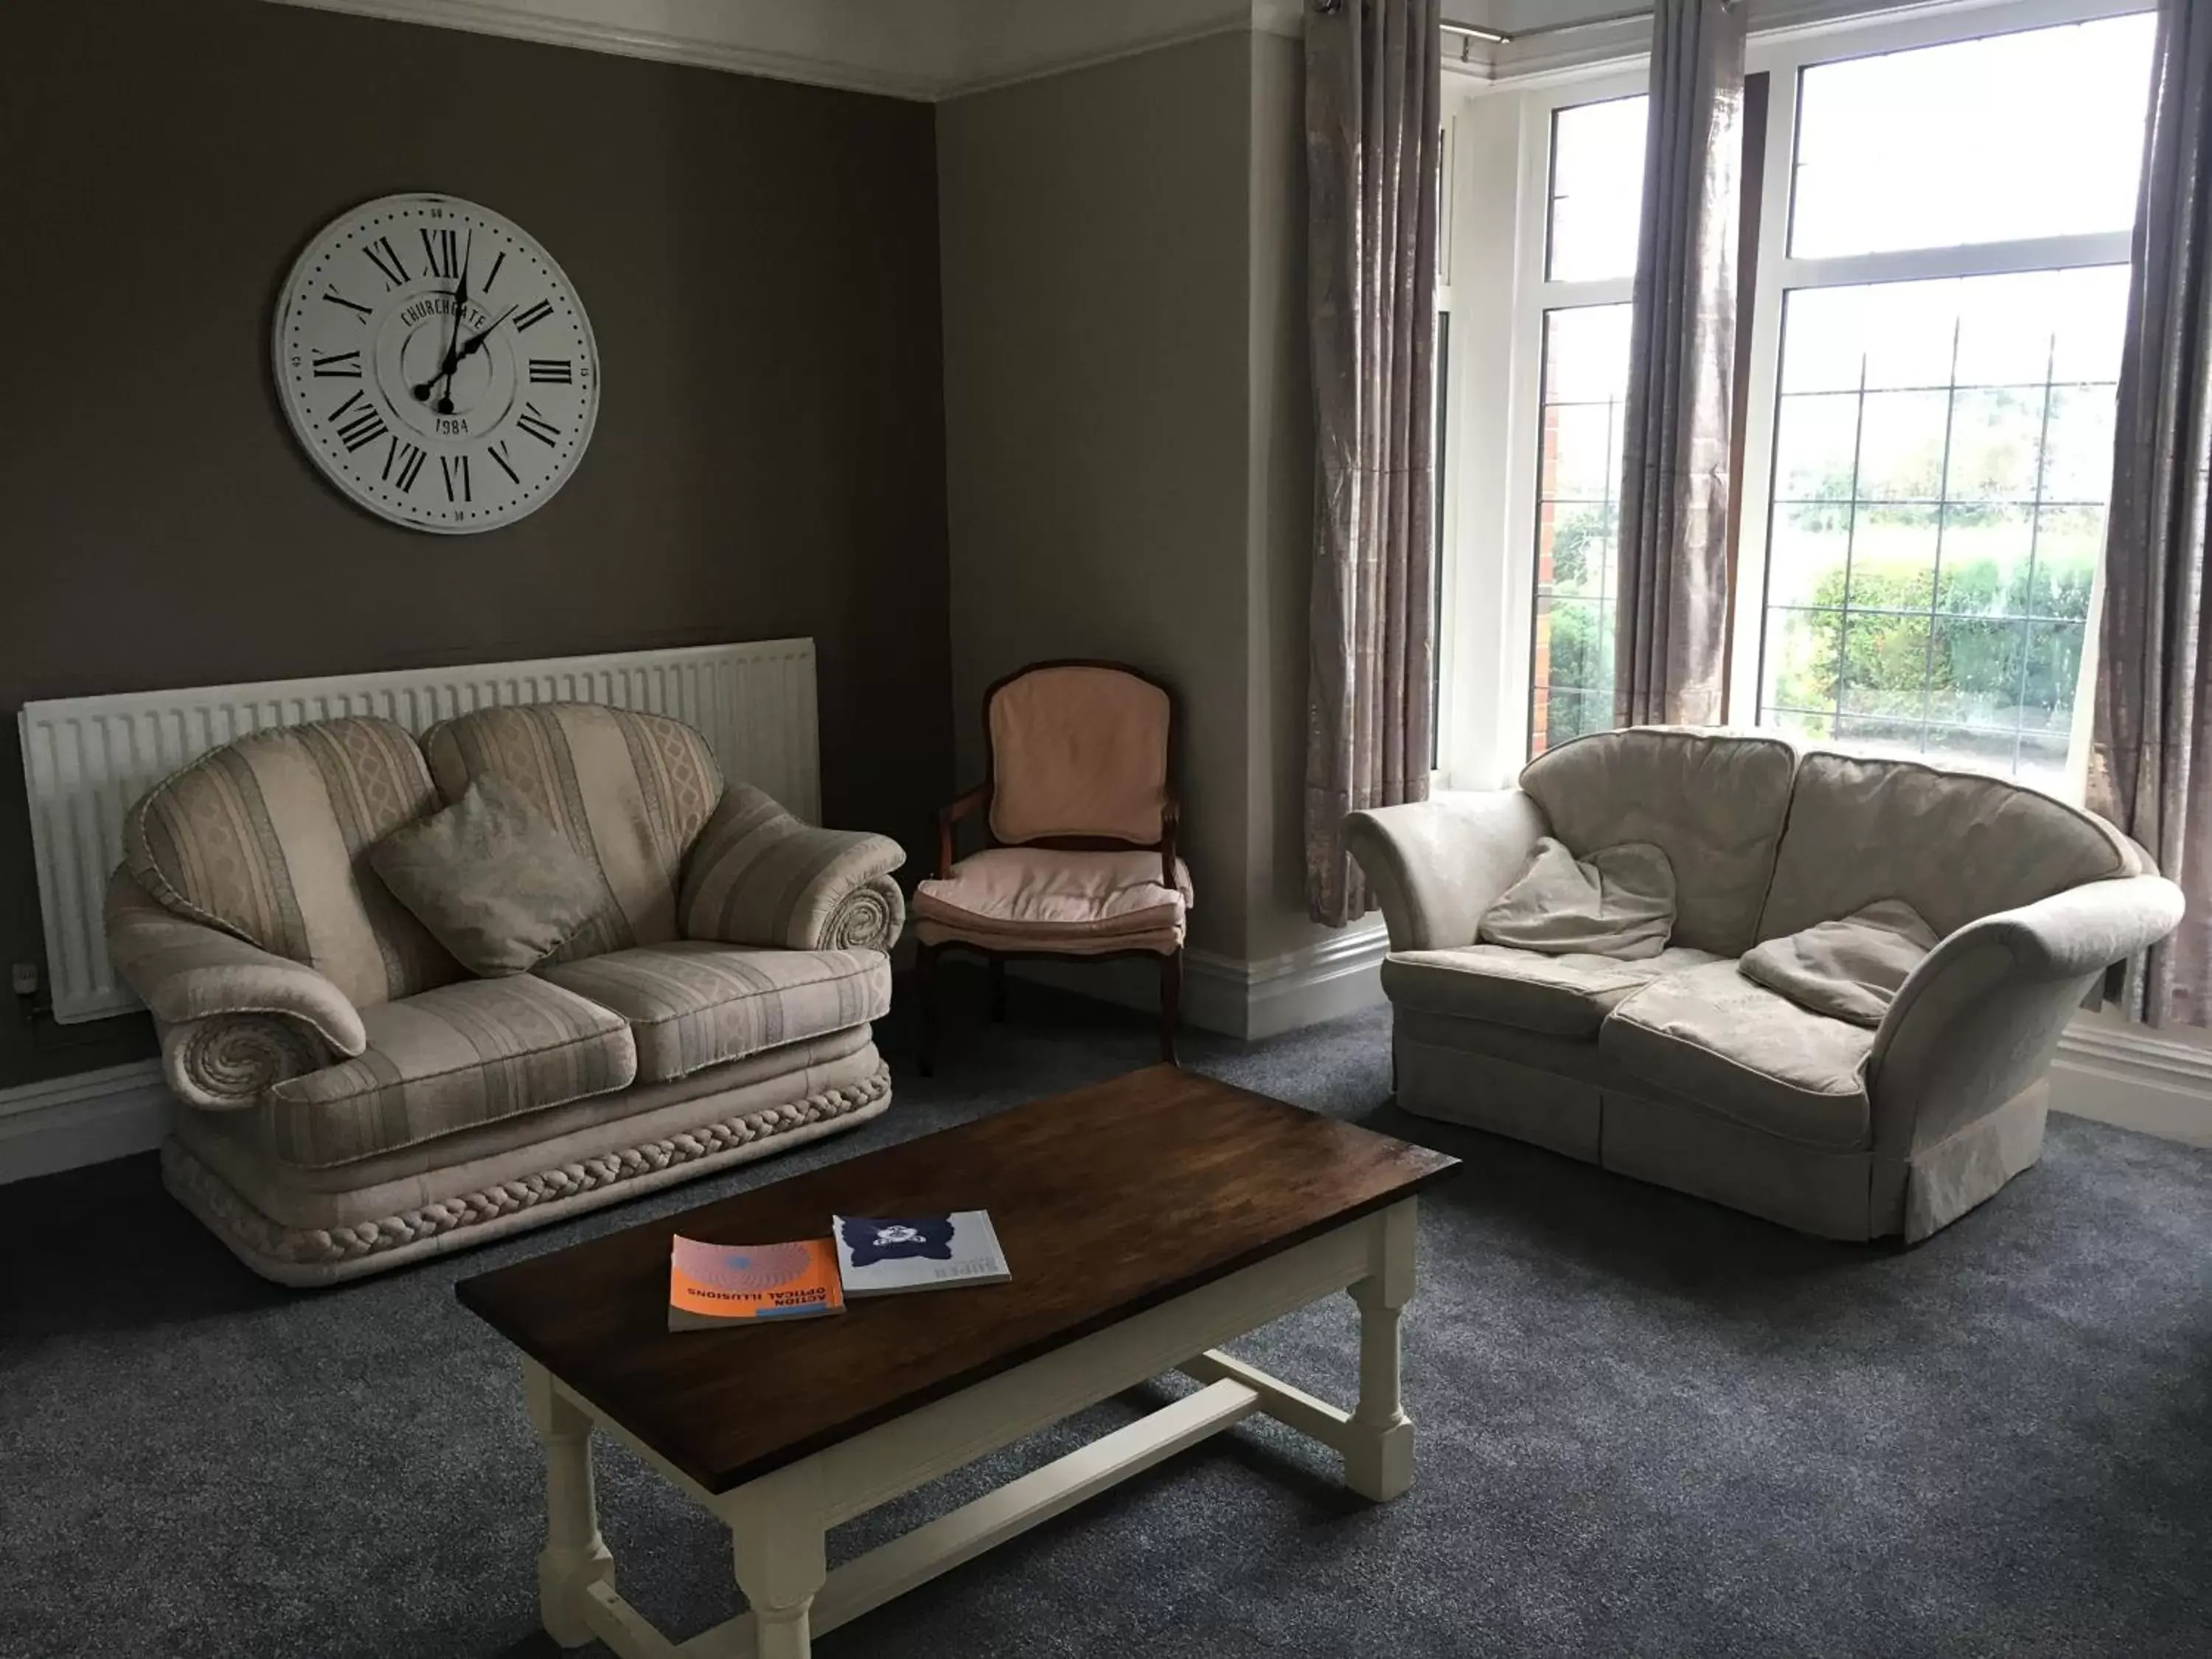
1599,962,1873,1150
1381,944,1724,1039
914,849,1193,942
263,975,636,1168
539,942,890,1082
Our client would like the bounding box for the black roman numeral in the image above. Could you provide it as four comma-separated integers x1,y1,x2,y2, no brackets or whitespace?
442,453,471,503
383,437,427,493
516,402,561,446
483,250,506,292
326,391,388,453
486,439,521,485
527,358,573,384
311,349,362,378
322,288,372,319
512,299,554,332
364,236,408,289
419,227,460,279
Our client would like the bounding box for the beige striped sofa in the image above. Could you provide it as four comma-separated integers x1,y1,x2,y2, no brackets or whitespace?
105,704,905,1285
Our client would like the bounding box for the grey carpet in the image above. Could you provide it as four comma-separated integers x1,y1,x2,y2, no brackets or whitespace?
4,972,2209,1659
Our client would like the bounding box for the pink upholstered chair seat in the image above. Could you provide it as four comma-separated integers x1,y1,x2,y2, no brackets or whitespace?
914,848,1192,956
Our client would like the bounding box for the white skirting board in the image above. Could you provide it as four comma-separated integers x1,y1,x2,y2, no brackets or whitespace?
4,1006,2208,1187
0,1059,170,1186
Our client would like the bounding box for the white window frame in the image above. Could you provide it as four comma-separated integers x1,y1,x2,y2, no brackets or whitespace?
1727,0,2148,751
1433,0,2150,793
1437,66,1646,790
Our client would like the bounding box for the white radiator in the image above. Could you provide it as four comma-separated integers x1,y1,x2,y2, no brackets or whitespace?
18,638,820,1025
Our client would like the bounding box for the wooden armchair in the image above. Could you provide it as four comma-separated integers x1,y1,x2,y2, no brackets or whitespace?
914,661,1188,1073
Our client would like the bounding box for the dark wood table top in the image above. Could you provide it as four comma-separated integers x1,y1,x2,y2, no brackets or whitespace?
456,1064,1458,1493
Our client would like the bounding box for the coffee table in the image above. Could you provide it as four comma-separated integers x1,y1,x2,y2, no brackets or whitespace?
456,1063,1458,1658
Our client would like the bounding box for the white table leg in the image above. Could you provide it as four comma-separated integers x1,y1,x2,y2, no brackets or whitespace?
1343,1198,1416,1501
729,1489,827,1659
523,1360,616,1649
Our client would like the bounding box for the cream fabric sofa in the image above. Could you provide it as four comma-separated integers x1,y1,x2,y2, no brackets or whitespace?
105,704,905,1285
1344,728,2184,1242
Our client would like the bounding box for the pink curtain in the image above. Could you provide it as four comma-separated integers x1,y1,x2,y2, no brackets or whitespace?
1304,0,1441,926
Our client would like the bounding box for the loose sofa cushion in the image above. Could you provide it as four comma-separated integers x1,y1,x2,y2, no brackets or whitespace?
914,848,1193,942
987,666,1172,844
1739,899,1938,1027
262,973,635,1167
369,776,605,976
538,941,891,1082
123,715,460,1010
1518,727,1798,956
1382,944,1724,1039
1758,751,2135,943
1599,962,1873,1150
1478,837,1675,959
422,703,725,964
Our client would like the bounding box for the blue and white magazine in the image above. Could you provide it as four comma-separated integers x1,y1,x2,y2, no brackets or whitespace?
832,1211,1012,1296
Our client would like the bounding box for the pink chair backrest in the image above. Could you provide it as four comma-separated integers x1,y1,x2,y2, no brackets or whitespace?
987,665,1172,845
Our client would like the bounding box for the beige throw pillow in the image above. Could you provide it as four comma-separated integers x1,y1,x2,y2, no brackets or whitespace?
1737,899,1939,1027
369,776,605,977
1478,837,1676,960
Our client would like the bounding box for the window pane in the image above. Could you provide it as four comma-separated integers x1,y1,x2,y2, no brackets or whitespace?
1847,505,1938,610
1945,389,2045,501
1548,96,1647,282
2042,386,2119,502
1529,305,1631,758
1855,391,1948,499
1767,502,1851,609
1933,504,2036,615
1790,13,2154,258
1762,607,1844,724
1756,271,2126,779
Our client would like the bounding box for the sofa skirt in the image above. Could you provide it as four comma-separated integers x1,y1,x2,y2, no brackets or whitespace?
165,1026,891,1286
1391,1010,2046,1242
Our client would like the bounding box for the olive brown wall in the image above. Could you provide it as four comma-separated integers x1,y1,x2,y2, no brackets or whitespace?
0,0,950,1085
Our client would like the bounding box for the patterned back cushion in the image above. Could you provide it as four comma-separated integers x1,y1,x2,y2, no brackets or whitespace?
421,703,725,963
122,717,461,1009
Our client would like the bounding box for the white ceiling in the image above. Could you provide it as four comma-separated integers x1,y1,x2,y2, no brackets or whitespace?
259,0,1300,102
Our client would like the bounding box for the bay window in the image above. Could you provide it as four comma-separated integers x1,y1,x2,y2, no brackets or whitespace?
1436,0,2157,796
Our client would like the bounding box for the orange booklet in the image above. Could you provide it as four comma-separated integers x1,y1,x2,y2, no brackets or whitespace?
668,1234,845,1329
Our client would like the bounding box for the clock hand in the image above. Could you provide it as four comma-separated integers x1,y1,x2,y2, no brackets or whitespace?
405,304,517,402
452,305,516,361
429,229,475,414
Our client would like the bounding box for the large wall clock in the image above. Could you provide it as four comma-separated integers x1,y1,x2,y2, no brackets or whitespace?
273,193,599,533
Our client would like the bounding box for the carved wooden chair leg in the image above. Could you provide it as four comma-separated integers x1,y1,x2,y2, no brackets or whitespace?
1158,947,1182,1066
988,956,1008,1023
917,943,939,1078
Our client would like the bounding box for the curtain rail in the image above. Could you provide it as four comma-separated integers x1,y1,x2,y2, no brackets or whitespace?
1443,9,1652,46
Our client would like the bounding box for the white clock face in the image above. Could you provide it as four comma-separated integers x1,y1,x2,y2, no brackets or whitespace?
273,193,598,533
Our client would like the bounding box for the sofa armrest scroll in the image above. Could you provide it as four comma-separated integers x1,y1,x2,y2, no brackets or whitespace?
1868,874,2184,1155
160,1015,333,1109
105,867,366,1057
1342,790,1548,951
681,786,908,953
